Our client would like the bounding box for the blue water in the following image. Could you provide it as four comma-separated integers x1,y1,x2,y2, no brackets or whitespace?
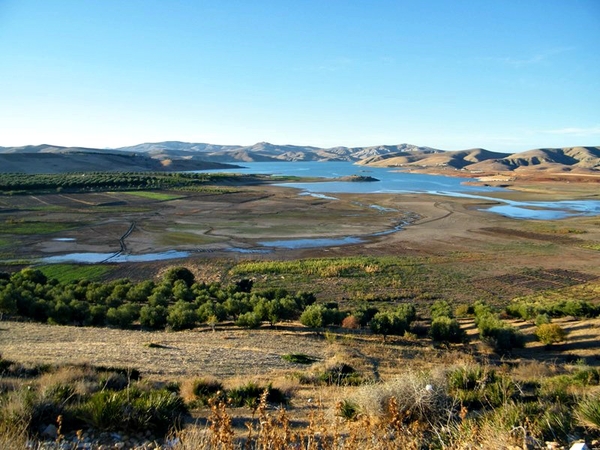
199,161,600,220
40,250,190,264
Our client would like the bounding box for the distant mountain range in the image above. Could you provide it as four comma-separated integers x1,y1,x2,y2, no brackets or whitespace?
0,141,598,177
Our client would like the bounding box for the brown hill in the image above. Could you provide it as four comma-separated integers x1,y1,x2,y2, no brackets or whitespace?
359,148,504,169
0,152,237,174
468,146,600,173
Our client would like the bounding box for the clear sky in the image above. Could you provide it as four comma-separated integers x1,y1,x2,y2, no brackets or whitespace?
1,1,599,152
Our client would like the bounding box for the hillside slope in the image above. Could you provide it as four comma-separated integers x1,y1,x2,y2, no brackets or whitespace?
0,152,237,174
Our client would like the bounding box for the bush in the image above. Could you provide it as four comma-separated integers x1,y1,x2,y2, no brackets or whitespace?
227,383,288,408
454,304,472,318
447,364,513,408
163,267,195,288
352,370,450,426
77,387,187,435
535,313,551,326
536,323,567,345
167,301,197,331
300,304,327,328
369,311,409,340
105,303,140,329
341,315,361,329
139,305,168,329
476,313,525,352
430,300,453,320
235,311,262,329
282,353,317,364
336,399,360,421
577,395,600,430
189,378,224,405
317,363,364,386
429,316,465,343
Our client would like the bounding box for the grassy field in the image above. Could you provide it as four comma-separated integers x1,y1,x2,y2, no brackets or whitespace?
36,263,114,283
120,191,185,201
0,220,78,235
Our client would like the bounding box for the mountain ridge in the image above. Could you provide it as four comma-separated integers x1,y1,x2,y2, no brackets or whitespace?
0,142,598,178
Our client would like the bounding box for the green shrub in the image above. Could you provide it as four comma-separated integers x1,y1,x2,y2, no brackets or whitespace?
369,311,409,340
476,313,525,352
572,367,600,386
300,304,327,328
535,313,551,326
235,311,262,329
536,323,567,345
77,387,187,434
430,300,453,320
189,378,224,405
577,395,600,430
537,375,577,404
454,304,472,318
227,383,288,408
317,363,364,386
336,399,360,421
282,353,317,364
163,267,195,288
429,316,465,343
550,300,597,318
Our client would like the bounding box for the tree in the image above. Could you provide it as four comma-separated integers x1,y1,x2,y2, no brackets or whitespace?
163,267,195,288
235,311,262,329
0,285,18,315
369,311,408,341
168,301,197,331
300,304,327,329
140,305,168,329
429,316,465,343
106,303,140,329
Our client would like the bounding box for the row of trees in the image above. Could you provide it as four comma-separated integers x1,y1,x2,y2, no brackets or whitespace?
0,267,315,331
0,172,256,194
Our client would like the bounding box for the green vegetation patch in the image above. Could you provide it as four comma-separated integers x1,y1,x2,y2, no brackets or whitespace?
37,264,114,283
232,256,419,278
282,353,318,364
0,220,77,235
120,191,184,201
581,242,600,251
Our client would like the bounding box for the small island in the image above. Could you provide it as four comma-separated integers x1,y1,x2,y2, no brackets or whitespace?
338,175,380,182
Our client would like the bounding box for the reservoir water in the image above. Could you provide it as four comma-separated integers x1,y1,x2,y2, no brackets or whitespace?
38,162,600,263
201,161,600,220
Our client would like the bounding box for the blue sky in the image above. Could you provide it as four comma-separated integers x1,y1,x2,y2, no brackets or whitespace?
1,1,599,152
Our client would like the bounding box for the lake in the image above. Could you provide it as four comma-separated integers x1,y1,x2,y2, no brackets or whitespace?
200,161,600,220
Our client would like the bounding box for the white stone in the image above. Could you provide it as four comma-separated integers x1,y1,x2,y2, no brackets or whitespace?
570,443,589,450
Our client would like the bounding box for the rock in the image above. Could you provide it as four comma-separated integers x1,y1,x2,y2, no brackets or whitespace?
41,424,58,439
570,443,589,450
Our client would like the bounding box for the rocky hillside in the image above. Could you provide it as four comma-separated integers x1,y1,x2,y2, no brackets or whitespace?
0,150,237,174
0,142,598,177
